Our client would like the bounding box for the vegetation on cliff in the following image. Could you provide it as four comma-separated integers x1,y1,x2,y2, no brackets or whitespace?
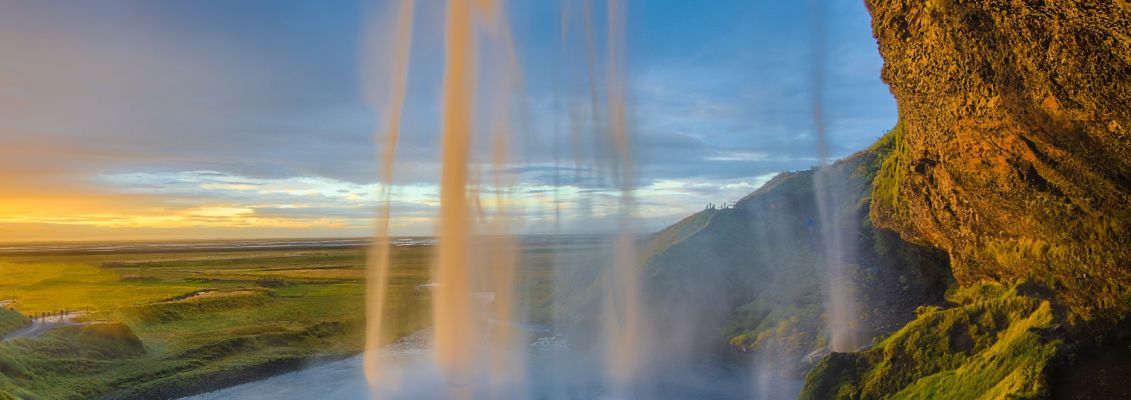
801,282,1059,399
801,0,1131,398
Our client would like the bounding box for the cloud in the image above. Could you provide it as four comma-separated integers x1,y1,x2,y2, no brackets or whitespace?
0,0,895,240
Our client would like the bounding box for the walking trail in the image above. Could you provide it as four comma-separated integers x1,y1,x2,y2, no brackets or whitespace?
2,311,98,341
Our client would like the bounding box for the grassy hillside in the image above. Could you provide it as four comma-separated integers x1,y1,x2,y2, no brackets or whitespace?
801,283,1059,399
0,309,29,338
1,323,148,399
638,129,952,368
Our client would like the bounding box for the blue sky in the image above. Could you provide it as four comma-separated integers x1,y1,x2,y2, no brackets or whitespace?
0,0,895,241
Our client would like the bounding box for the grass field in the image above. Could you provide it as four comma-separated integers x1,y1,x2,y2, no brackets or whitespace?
0,245,425,399
0,239,591,399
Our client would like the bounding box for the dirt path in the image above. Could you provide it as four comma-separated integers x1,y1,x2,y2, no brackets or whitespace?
2,311,96,341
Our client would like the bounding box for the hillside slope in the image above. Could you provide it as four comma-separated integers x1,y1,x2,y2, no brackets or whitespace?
639,139,951,370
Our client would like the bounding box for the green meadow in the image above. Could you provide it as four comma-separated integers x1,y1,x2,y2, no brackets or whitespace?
0,246,431,399
0,240,581,399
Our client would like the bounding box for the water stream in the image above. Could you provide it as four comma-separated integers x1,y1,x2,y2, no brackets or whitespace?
185,330,796,400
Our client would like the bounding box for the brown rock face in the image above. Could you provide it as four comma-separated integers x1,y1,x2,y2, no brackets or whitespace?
866,0,1131,320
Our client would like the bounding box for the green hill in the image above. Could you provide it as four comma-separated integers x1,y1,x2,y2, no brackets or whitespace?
0,309,29,338
637,134,952,369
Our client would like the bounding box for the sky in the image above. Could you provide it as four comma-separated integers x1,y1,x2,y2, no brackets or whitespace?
0,0,897,242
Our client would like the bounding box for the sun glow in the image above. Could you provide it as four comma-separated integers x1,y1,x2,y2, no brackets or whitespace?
0,165,773,242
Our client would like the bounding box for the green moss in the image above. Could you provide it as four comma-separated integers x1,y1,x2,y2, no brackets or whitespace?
870,121,910,224
801,284,1059,400
801,352,866,400
946,281,1009,305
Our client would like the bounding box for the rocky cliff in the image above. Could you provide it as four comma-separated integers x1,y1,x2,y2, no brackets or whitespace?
867,0,1131,321
800,1,1131,398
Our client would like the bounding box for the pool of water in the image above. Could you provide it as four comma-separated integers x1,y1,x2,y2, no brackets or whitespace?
184,333,800,400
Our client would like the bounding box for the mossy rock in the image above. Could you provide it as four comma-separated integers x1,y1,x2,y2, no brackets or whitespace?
801,285,1059,399
865,0,1131,322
